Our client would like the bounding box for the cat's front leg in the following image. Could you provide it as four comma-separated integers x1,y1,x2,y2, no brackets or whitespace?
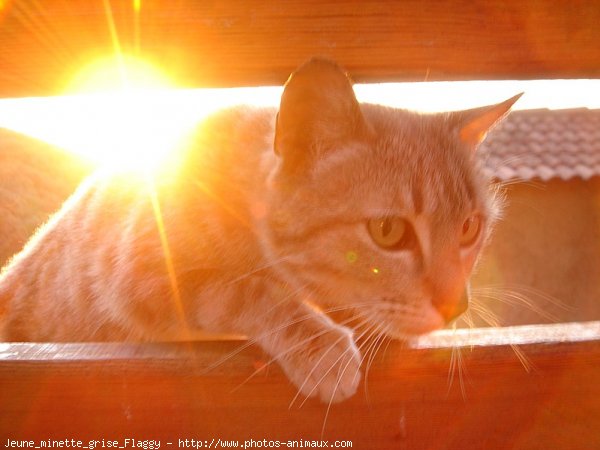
260,307,361,404
230,287,362,404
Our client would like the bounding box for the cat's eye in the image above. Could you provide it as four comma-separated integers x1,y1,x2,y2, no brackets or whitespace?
367,216,412,250
460,215,482,246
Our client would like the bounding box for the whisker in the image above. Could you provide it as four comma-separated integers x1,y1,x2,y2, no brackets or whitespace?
202,296,389,410
246,281,309,326
446,323,470,400
469,304,500,329
459,308,476,329
487,153,529,167
510,344,535,373
363,332,388,403
377,329,396,361
470,303,534,372
352,321,384,403
448,344,457,395
456,344,468,400
318,323,377,438
476,284,570,310
295,315,380,410
233,311,362,401
472,292,557,323
291,332,352,409
472,284,569,323
317,315,388,437
222,255,293,287
200,302,325,375
496,178,546,190
321,338,369,438
232,318,353,397
200,299,374,374
460,309,476,351
356,312,389,377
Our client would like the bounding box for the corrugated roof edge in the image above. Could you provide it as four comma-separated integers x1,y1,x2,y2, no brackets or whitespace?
481,108,600,181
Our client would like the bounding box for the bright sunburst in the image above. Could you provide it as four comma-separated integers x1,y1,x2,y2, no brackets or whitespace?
68,55,171,94
0,53,598,175
0,55,281,173
2,55,202,172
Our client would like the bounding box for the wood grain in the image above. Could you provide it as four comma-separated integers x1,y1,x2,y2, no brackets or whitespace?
0,1,599,98
2,322,599,449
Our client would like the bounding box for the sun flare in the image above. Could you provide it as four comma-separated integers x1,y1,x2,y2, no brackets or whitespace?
0,55,598,176
0,54,282,173
0,56,216,173
56,55,197,172
67,55,172,94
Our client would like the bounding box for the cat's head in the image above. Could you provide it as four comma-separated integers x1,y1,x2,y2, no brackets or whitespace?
263,58,520,339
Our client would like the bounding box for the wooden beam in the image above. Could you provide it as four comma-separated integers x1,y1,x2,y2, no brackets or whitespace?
1,322,599,449
1,1,599,98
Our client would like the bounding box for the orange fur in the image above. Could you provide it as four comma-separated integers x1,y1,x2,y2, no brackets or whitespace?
0,58,519,403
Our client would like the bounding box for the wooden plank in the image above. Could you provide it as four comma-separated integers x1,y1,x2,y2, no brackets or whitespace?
0,1,599,98
1,322,599,449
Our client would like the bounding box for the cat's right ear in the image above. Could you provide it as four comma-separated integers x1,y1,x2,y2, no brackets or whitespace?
457,93,523,149
274,58,367,174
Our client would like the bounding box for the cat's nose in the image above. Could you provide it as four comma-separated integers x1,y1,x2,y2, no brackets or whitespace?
434,288,469,323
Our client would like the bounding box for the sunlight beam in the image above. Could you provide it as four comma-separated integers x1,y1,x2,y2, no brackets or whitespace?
102,0,127,88
3,55,203,172
0,77,598,176
146,176,191,340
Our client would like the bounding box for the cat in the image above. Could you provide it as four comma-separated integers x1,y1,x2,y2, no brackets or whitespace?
0,129,92,267
0,58,520,404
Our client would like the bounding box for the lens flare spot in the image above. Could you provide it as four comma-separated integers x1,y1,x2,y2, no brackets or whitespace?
371,267,380,275
345,251,358,264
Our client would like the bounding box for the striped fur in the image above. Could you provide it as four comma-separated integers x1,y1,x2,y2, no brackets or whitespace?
0,58,518,403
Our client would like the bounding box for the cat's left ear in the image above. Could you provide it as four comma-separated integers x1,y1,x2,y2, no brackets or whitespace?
274,58,368,174
457,93,523,149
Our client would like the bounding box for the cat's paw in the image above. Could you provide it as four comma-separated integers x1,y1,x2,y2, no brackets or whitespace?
280,324,361,404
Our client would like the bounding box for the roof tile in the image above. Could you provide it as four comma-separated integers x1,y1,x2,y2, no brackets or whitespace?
482,108,600,181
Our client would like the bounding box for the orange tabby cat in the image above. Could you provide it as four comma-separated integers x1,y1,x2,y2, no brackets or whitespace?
0,58,520,403
0,130,92,266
